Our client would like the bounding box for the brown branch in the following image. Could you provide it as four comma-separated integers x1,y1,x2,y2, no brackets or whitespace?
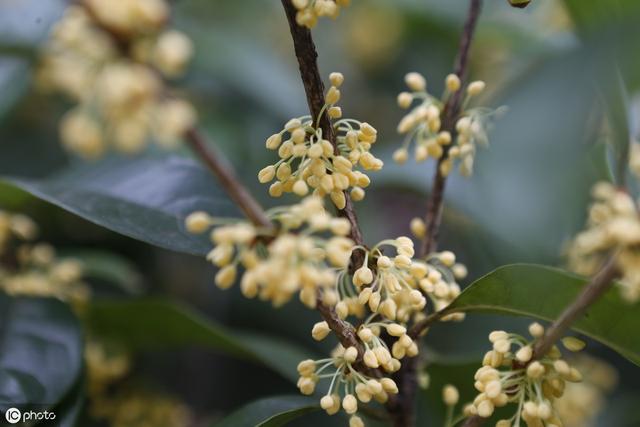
533,256,618,357
184,128,271,228
388,2,484,427
281,0,366,269
420,0,483,259
460,256,619,427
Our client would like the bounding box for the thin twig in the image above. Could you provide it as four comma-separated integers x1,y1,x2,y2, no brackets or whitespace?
184,128,271,227
420,0,483,258
533,256,618,357
281,0,366,270
388,2,484,426
408,309,447,340
460,256,619,427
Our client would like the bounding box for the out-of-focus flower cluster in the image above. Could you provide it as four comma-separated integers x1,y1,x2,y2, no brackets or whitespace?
259,72,383,209
186,196,354,307
553,355,617,427
292,0,351,28
464,323,587,427
0,210,88,309
395,72,502,177
37,0,196,159
86,340,192,427
567,181,640,302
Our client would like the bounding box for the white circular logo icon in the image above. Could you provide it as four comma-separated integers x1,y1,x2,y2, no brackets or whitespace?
5,407,21,424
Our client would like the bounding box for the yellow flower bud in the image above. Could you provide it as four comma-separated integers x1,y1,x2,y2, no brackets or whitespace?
258,165,276,183
445,73,461,92
344,346,358,363
467,80,486,96
397,92,413,109
330,191,346,209
342,394,358,414
393,148,409,164
185,211,212,234
561,336,586,352
405,72,426,92
442,384,459,406
325,86,341,104
266,133,282,149
350,187,365,201
329,72,344,87
381,377,398,394
215,265,237,289
312,321,331,341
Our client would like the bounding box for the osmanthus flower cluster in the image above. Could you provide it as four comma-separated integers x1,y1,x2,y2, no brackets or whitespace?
394,72,502,177
258,72,383,209
0,210,88,309
567,181,640,302
292,0,351,28
38,0,196,159
463,323,586,427
296,343,399,427
352,239,467,323
185,196,354,307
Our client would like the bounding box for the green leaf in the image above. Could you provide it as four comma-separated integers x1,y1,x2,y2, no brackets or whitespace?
59,249,143,295
213,395,317,427
2,155,239,256
443,264,640,365
0,293,83,413
236,332,319,385
88,299,315,382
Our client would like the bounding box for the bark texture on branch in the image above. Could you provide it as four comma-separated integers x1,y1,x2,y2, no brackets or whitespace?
389,2,484,426
281,0,366,269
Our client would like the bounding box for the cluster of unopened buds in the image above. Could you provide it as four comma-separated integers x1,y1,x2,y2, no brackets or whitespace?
353,236,467,323
394,72,502,177
567,181,640,302
297,343,398,427
0,210,88,308
185,197,354,307
259,72,383,209
292,0,351,29
37,0,196,158
462,323,585,427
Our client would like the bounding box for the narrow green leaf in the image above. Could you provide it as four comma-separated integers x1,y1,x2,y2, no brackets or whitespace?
213,395,317,427
88,299,315,382
444,264,640,365
2,155,239,256
0,293,83,413
600,71,631,184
